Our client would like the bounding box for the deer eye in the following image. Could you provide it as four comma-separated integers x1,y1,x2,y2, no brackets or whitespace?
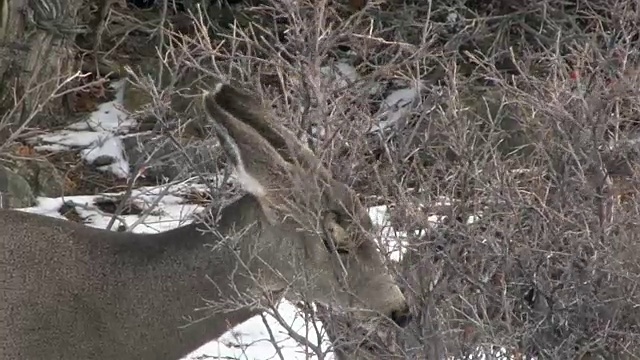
322,211,351,255
322,237,350,255
335,247,350,255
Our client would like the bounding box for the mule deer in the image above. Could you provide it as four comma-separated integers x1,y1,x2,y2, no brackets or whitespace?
0,83,411,359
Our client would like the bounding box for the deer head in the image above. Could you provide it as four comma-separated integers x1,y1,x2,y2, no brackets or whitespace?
202,83,411,327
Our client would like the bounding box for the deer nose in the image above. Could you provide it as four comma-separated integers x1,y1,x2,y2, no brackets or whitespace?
390,304,412,327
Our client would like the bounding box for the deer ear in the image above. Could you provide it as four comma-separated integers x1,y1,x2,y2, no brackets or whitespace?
201,86,297,200
210,83,332,180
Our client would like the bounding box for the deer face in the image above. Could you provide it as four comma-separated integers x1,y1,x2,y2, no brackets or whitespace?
288,180,411,327
202,84,411,327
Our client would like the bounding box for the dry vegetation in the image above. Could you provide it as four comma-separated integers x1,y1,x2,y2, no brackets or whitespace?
4,0,640,358
167,1,640,359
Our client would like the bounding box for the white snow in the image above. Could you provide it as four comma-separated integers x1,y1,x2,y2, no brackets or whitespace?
189,301,332,360
65,79,136,132
319,61,381,95
370,87,420,133
80,134,130,178
319,62,358,88
28,79,134,179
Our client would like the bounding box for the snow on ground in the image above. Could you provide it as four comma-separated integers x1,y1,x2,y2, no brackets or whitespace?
370,87,421,133
189,301,332,360
24,65,423,182
17,180,413,360
28,79,134,179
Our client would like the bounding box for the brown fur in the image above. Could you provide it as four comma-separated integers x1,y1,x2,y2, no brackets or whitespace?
0,83,411,360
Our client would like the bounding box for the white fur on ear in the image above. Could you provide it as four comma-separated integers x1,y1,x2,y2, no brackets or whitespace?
234,166,266,198
211,82,225,94
203,88,267,198
201,83,225,100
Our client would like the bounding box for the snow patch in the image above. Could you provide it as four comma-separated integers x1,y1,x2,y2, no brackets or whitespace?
29,79,134,179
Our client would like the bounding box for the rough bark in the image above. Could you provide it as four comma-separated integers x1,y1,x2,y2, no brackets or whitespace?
0,0,84,143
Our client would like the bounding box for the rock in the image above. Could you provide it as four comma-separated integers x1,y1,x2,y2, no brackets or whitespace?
0,165,36,208
10,158,65,198
91,155,116,167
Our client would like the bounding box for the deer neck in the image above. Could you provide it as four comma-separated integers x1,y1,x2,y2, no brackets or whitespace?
103,193,276,359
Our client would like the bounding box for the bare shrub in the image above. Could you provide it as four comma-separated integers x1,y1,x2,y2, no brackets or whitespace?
56,0,640,358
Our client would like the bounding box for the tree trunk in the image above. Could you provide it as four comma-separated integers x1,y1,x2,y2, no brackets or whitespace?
0,0,85,144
